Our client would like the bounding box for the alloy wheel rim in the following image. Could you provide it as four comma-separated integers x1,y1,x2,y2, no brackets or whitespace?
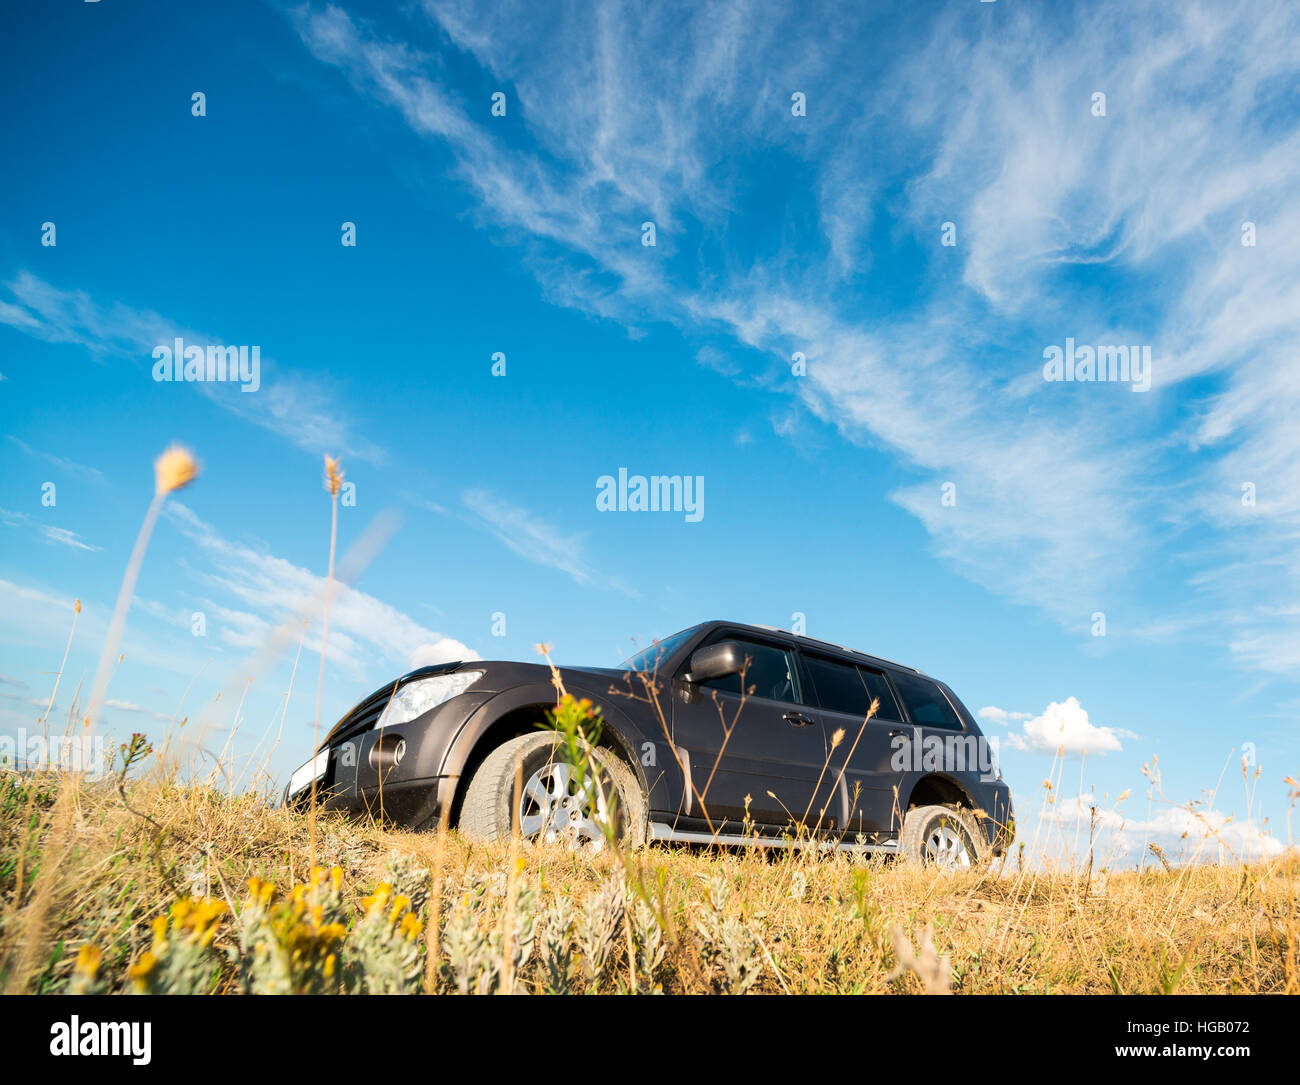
923,823,972,869
517,761,610,852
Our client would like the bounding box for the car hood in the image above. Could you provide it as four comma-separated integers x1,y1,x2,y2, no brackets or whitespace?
322,660,637,744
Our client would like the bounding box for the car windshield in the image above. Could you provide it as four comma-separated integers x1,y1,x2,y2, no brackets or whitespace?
620,626,698,674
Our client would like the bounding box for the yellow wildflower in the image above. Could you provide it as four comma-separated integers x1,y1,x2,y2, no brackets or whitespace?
75,944,102,978
127,951,157,990
388,895,411,925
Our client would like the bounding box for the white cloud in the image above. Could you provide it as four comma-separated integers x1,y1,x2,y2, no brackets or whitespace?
0,507,100,552
977,705,1030,726
287,1,1300,666
461,488,633,595
164,502,478,677
38,525,100,552
409,640,474,668
1004,697,1136,756
1050,794,1287,863
7,436,105,483
0,577,223,691
886,2,1300,670
285,1,1137,623
0,271,385,465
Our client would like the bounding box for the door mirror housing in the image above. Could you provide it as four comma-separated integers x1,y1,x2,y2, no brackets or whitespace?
686,641,745,683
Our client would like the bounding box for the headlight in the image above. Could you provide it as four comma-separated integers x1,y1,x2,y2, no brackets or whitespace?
286,749,329,801
373,670,484,730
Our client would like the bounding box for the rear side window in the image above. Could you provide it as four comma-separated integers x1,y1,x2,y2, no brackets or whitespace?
804,657,870,717
890,671,963,730
859,668,902,721
700,639,802,704
804,657,901,721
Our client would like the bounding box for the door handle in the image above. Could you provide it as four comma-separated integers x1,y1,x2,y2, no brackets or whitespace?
888,728,906,738
783,712,815,727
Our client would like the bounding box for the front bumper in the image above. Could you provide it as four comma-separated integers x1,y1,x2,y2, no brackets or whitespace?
282,691,491,828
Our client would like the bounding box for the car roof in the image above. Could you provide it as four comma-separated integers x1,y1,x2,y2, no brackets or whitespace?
705,620,927,678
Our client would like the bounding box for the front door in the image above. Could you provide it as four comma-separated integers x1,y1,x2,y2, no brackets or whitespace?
670,634,828,833
801,653,907,836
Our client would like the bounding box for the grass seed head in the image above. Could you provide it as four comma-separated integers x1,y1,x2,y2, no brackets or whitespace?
324,455,344,496
154,444,199,496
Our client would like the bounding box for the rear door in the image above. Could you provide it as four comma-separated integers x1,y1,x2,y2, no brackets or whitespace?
801,653,907,835
671,632,828,833
888,670,970,783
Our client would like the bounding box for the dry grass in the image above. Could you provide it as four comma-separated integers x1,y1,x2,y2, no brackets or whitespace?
0,769,1295,995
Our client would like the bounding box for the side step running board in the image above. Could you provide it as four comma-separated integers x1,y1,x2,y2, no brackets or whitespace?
648,821,900,854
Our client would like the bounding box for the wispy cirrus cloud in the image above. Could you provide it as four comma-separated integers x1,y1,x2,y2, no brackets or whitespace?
288,0,1300,678
164,502,478,675
284,2,1136,622
461,488,635,596
7,436,105,483
0,507,100,552
0,271,386,465
0,578,215,687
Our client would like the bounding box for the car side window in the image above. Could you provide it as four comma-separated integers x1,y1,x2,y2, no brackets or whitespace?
805,656,903,721
700,638,802,704
804,656,871,717
859,668,903,721
890,671,963,730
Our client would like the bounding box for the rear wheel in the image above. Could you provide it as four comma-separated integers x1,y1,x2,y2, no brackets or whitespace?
458,732,646,852
901,804,988,869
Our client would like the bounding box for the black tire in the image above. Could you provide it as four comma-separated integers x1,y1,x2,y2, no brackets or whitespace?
458,731,647,851
900,803,988,869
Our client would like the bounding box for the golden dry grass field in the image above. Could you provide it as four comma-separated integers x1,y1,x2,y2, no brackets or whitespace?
1,768,1296,996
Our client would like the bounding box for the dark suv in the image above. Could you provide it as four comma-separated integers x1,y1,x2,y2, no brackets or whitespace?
285,621,1014,868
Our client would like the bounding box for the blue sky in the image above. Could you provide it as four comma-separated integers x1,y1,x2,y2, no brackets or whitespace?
1,0,1297,863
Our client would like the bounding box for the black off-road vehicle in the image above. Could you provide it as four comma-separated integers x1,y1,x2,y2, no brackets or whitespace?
285,621,1013,868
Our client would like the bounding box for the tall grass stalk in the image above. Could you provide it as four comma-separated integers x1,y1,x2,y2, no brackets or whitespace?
309,456,344,870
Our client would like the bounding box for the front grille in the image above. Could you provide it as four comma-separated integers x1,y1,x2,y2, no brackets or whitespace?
323,701,384,750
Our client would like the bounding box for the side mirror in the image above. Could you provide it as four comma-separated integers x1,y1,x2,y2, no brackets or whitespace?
686,641,745,683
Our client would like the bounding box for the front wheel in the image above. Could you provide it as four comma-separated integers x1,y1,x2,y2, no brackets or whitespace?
900,804,988,870
458,732,646,852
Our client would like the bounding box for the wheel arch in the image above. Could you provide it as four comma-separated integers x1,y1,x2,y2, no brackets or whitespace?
903,772,977,812
438,684,651,827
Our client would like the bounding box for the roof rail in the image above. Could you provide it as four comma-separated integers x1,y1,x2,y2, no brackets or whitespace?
746,623,922,674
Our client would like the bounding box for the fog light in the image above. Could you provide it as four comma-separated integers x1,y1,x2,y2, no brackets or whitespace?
369,736,407,772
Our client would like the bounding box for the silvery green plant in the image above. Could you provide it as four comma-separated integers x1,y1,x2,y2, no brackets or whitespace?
384,851,431,915
126,898,228,995
439,879,495,994
630,898,666,993
692,874,763,995
537,896,576,994
437,873,539,994
235,869,348,995
343,883,424,995
576,877,625,988
486,882,539,992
